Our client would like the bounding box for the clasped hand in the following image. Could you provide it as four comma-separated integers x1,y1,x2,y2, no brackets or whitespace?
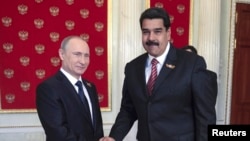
99,136,115,141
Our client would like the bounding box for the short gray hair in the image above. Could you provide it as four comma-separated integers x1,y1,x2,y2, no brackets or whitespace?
60,35,82,50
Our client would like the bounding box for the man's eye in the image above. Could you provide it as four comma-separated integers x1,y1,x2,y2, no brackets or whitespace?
73,53,81,56
154,30,162,34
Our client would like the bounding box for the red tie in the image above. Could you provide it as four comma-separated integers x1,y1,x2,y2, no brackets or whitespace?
147,58,158,95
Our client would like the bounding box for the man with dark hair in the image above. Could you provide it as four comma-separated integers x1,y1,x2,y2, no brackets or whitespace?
100,7,217,141
182,45,218,108
182,45,198,54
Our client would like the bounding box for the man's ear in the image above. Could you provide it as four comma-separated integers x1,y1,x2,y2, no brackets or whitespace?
167,27,171,41
58,48,64,60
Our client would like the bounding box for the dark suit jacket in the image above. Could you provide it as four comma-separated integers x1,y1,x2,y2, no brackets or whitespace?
206,70,218,99
109,45,217,141
36,71,103,141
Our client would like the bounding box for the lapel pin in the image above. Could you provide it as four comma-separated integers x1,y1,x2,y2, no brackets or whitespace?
166,64,175,69
87,82,92,87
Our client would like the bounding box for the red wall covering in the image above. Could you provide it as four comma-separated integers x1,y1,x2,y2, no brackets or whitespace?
0,0,191,112
0,0,109,111
150,0,191,48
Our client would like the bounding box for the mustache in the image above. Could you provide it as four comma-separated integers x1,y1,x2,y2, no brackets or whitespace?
146,41,159,46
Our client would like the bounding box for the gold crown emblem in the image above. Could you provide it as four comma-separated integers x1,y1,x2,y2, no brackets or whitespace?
35,0,43,3
50,32,60,42
18,30,29,41
20,56,30,66
95,70,104,80
34,18,44,29
95,22,104,32
5,94,15,103
3,43,13,53
36,69,46,79
18,4,28,15
170,15,174,24
65,20,75,30
176,27,184,36
20,81,30,91
2,16,12,27
80,33,90,42
155,2,164,8
177,4,185,14
35,44,45,54
50,57,60,67
95,46,104,56
80,9,90,19
49,6,59,16
95,0,104,7
65,0,74,5
4,68,14,79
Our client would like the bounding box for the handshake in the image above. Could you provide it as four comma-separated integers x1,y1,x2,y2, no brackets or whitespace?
99,136,115,141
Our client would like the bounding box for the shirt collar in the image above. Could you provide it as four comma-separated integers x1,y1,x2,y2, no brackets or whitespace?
147,42,170,66
60,68,82,86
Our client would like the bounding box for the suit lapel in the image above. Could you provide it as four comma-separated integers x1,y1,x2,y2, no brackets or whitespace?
56,71,83,107
82,80,96,129
137,54,149,97
153,46,177,93
56,71,93,127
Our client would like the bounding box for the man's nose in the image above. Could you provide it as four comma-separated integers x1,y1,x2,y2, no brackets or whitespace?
148,32,156,40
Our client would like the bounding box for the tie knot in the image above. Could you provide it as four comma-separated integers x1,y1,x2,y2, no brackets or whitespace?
75,81,82,88
151,58,158,65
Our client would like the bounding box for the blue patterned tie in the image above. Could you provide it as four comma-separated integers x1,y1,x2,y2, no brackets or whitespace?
75,81,92,119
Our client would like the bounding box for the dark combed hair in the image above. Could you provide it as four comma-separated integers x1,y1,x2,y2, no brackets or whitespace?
182,45,198,54
139,7,171,30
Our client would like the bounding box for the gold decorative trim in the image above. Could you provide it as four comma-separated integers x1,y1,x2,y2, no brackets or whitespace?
189,0,193,45
102,0,112,112
146,0,150,8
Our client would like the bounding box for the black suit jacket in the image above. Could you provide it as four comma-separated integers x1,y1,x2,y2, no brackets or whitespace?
206,70,218,99
36,71,103,141
109,45,217,141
